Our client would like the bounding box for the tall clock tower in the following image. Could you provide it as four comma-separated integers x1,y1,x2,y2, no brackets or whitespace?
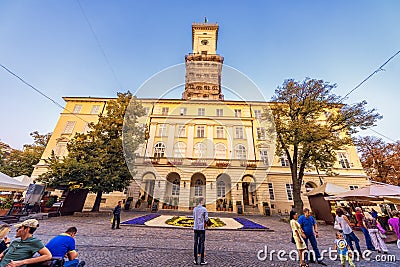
182,21,224,100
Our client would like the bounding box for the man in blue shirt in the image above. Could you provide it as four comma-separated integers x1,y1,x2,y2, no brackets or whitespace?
298,208,326,265
46,227,85,267
193,197,208,265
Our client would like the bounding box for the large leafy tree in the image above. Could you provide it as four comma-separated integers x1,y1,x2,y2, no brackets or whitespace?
39,92,145,212
354,136,400,185
0,132,51,177
269,78,381,214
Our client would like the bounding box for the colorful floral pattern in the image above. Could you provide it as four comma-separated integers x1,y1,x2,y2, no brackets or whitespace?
165,216,226,228
233,217,268,229
122,214,161,225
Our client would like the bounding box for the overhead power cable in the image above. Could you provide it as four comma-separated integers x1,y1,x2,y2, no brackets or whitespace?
0,63,90,124
341,50,400,101
76,0,123,90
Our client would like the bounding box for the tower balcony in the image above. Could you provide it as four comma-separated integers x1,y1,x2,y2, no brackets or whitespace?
185,53,224,63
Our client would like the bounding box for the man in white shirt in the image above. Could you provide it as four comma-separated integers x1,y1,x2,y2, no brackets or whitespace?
193,197,208,265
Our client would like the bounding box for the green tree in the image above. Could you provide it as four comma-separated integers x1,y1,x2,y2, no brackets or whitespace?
269,78,381,214
39,92,145,212
0,132,51,177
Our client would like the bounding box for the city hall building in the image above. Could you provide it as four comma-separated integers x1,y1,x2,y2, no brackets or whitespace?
31,22,369,214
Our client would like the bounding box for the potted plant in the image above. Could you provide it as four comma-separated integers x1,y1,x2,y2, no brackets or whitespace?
222,199,227,211
135,199,141,208
173,198,178,209
236,201,243,214
216,199,221,211
147,198,152,208
228,200,233,212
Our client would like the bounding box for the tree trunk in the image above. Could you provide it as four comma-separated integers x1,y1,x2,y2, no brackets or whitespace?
292,174,304,215
91,191,103,212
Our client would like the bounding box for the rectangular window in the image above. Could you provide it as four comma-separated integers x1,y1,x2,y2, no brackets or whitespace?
90,105,101,114
73,105,82,114
216,109,223,116
177,125,186,137
338,152,351,168
268,183,275,200
197,126,205,138
217,182,226,198
162,107,169,115
254,109,262,119
180,107,187,116
349,185,359,190
256,127,266,140
234,109,242,117
259,149,269,165
54,143,67,157
158,124,167,137
62,121,76,134
286,183,293,201
82,122,91,133
216,126,224,138
235,127,244,139
172,185,180,196
280,153,290,167
198,108,205,116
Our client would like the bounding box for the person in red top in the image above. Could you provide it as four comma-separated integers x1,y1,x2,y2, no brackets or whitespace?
355,207,375,251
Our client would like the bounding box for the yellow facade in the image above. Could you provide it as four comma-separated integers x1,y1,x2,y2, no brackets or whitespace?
32,22,370,212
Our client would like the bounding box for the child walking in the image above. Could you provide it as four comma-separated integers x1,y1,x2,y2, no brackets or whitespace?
334,231,356,267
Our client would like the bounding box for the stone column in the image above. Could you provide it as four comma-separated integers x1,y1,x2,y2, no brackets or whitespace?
166,124,176,158
178,178,191,211
145,122,157,157
207,125,214,158
226,125,234,158
245,126,255,160
186,124,195,158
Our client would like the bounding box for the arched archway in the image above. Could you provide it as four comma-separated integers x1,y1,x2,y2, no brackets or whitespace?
190,173,206,207
242,175,256,206
166,172,181,208
142,172,156,201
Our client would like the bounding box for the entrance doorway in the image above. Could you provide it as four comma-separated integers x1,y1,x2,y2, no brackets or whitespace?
242,182,249,205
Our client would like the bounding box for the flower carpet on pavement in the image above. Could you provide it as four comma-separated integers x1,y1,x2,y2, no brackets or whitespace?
122,214,269,230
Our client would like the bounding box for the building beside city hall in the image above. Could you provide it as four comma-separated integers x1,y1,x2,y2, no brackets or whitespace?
31,22,369,214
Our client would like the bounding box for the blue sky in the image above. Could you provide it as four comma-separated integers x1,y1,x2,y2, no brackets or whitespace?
0,0,399,149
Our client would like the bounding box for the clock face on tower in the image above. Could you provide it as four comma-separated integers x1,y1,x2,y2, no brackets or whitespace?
201,39,209,45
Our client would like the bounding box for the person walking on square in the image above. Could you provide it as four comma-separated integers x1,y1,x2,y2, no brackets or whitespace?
335,208,362,257
46,227,86,267
112,201,122,230
363,212,388,253
355,207,375,251
388,210,400,249
193,197,208,265
298,208,327,265
334,231,356,267
0,219,52,267
290,210,308,267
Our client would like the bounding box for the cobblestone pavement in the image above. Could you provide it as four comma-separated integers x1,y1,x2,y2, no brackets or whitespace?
7,211,400,267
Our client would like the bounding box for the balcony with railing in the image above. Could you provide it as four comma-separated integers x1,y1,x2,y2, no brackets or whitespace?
137,157,267,169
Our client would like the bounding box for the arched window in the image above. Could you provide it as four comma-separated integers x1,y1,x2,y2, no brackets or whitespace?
194,143,206,159
235,144,247,159
173,142,187,158
153,142,166,158
217,181,226,198
215,143,227,159
172,178,180,196
194,179,203,196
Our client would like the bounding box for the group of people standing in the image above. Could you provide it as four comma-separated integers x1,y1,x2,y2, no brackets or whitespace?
291,206,400,267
